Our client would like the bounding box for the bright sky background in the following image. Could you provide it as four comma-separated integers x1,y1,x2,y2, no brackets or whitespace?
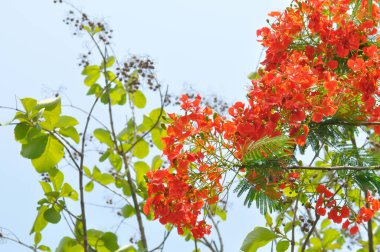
0,1,290,251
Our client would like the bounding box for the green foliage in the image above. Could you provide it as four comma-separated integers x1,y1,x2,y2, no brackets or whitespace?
240,227,278,252
242,135,294,165
234,179,281,214
130,90,147,109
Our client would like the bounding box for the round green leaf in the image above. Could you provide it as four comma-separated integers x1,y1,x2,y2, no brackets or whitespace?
240,227,278,252
94,128,114,147
121,205,136,218
101,232,119,251
43,208,61,224
21,134,48,159
14,123,30,142
276,240,289,252
134,161,149,186
55,115,79,128
130,90,146,109
31,135,64,173
132,140,149,159
151,128,164,150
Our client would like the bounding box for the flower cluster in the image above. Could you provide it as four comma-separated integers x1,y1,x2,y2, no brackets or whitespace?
144,95,226,238
146,0,380,239
342,192,380,235
315,186,380,236
228,0,380,148
315,185,349,223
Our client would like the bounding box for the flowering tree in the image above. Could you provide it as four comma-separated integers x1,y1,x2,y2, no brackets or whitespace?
2,0,380,252
144,0,380,251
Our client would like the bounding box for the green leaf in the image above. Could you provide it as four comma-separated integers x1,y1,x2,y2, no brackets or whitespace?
283,187,298,197
87,229,103,247
215,206,227,221
43,208,61,224
130,90,146,109
109,87,126,105
37,245,51,252
115,245,137,252
97,174,115,185
151,128,164,150
31,135,64,173
21,134,48,159
94,128,114,147
132,140,149,159
109,152,122,172
101,232,119,251
121,205,136,218
248,72,260,80
55,116,79,128
82,65,100,75
59,126,80,143
265,213,273,227
30,205,49,234
240,227,278,252
101,56,115,69
56,237,82,252
84,72,101,86
21,98,37,113
310,237,322,250
322,229,340,246
61,183,78,201
49,169,64,191
104,71,117,82
138,115,154,132
34,232,42,245
14,123,30,142
87,83,103,97
99,149,111,162
34,96,61,111
321,219,331,230
92,166,102,180
276,240,289,252
84,166,92,177
134,161,149,186
85,181,94,192
151,155,163,171
149,108,165,123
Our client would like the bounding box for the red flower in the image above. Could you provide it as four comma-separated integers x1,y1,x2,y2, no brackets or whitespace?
350,225,359,235
317,207,326,216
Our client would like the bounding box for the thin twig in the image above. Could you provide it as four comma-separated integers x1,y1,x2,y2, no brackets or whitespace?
301,214,320,252
291,195,299,252
287,165,380,171
149,229,173,252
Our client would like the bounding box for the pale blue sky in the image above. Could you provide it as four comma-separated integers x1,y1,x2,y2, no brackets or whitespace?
0,1,289,251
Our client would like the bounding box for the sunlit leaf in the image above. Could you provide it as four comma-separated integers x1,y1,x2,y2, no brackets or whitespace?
240,227,278,252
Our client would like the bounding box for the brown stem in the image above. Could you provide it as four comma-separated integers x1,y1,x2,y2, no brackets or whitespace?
291,196,299,252
122,155,148,250
286,165,380,171
301,214,320,252
367,201,374,252
78,88,106,251
321,120,380,126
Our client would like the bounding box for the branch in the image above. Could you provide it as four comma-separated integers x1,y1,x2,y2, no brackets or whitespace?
149,229,173,252
291,195,299,252
301,214,320,252
287,165,380,171
320,120,380,126
77,87,107,252
0,228,36,251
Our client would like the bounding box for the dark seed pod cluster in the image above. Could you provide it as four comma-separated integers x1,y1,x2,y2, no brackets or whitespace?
62,11,113,46
115,56,159,93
